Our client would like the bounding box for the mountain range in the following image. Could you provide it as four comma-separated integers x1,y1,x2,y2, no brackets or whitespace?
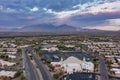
0,24,119,33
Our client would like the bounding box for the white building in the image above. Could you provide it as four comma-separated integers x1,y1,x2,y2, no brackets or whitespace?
8,54,16,59
65,45,75,48
0,70,16,77
0,59,16,67
41,47,59,52
51,56,94,74
110,68,120,75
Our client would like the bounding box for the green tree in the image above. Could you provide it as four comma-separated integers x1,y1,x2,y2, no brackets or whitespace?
53,73,61,79
106,61,113,69
34,48,39,54
21,74,26,80
40,56,45,61
17,48,22,53
48,64,55,71
94,62,98,72
93,57,99,62
3,49,7,52
46,60,51,65
14,70,22,78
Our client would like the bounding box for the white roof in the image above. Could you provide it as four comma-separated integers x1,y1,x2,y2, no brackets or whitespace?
111,68,120,74
0,59,15,66
62,63,80,67
0,70,16,77
62,56,83,64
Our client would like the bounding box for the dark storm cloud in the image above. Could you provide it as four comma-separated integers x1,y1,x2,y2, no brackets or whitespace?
71,11,120,22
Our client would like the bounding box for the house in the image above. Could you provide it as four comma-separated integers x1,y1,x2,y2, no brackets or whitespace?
65,45,75,48
0,59,15,67
110,68,120,75
41,47,59,52
0,70,16,77
8,54,16,59
41,44,59,52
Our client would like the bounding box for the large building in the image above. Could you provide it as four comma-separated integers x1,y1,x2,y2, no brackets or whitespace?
51,56,94,74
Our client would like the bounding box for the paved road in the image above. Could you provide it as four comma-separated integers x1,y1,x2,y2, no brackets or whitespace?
30,50,53,80
82,49,109,80
98,56,109,80
22,49,40,80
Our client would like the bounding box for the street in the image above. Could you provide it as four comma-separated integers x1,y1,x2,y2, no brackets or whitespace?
31,50,53,80
22,49,40,80
82,49,109,80
98,56,109,80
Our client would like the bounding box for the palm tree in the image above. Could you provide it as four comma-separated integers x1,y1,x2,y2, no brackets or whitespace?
73,68,76,73
94,62,98,72
34,48,39,54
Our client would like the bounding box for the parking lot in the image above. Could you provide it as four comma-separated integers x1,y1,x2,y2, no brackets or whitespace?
63,72,96,80
41,52,92,62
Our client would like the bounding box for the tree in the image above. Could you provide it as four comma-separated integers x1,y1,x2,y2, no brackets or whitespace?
17,48,22,53
93,57,99,62
14,70,22,78
40,56,45,61
73,68,76,73
106,61,113,69
34,48,39,54
46,60,51,65
94,62,98,72
0,76,11,80
48,64,55,71
3,49,7,52
53,73,61,79
21,74,26,80
1,54,9,61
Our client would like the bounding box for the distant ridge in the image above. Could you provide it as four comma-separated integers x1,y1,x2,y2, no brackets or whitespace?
18,24,78,32
16,24,107,33
0,24,120,33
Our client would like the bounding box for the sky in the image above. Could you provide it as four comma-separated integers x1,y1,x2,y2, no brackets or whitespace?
0,0,120,31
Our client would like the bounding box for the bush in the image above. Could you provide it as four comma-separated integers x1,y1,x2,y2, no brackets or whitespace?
57,45,75,51
40,56,45,61
46,60,51,65
14,70,22,78
48,64,55,71
53,73,61,79
0,76,11,80
21,74,26,80
17,48,22,53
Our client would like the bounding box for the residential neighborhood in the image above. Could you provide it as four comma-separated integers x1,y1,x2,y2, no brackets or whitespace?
0,35,119,80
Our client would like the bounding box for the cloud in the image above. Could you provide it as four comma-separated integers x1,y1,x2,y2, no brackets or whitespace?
108,19,120,26
30,7,39,12
0,0,120,30
57,10,120,28
85,26,120,31
5,8,16,13
0,5,17,13
71,10,120,22
0,5,3,10
45,0,120,19
43,8,54,13
43,8,80,18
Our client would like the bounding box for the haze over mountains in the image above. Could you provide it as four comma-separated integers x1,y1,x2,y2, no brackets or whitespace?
0,24,119,33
